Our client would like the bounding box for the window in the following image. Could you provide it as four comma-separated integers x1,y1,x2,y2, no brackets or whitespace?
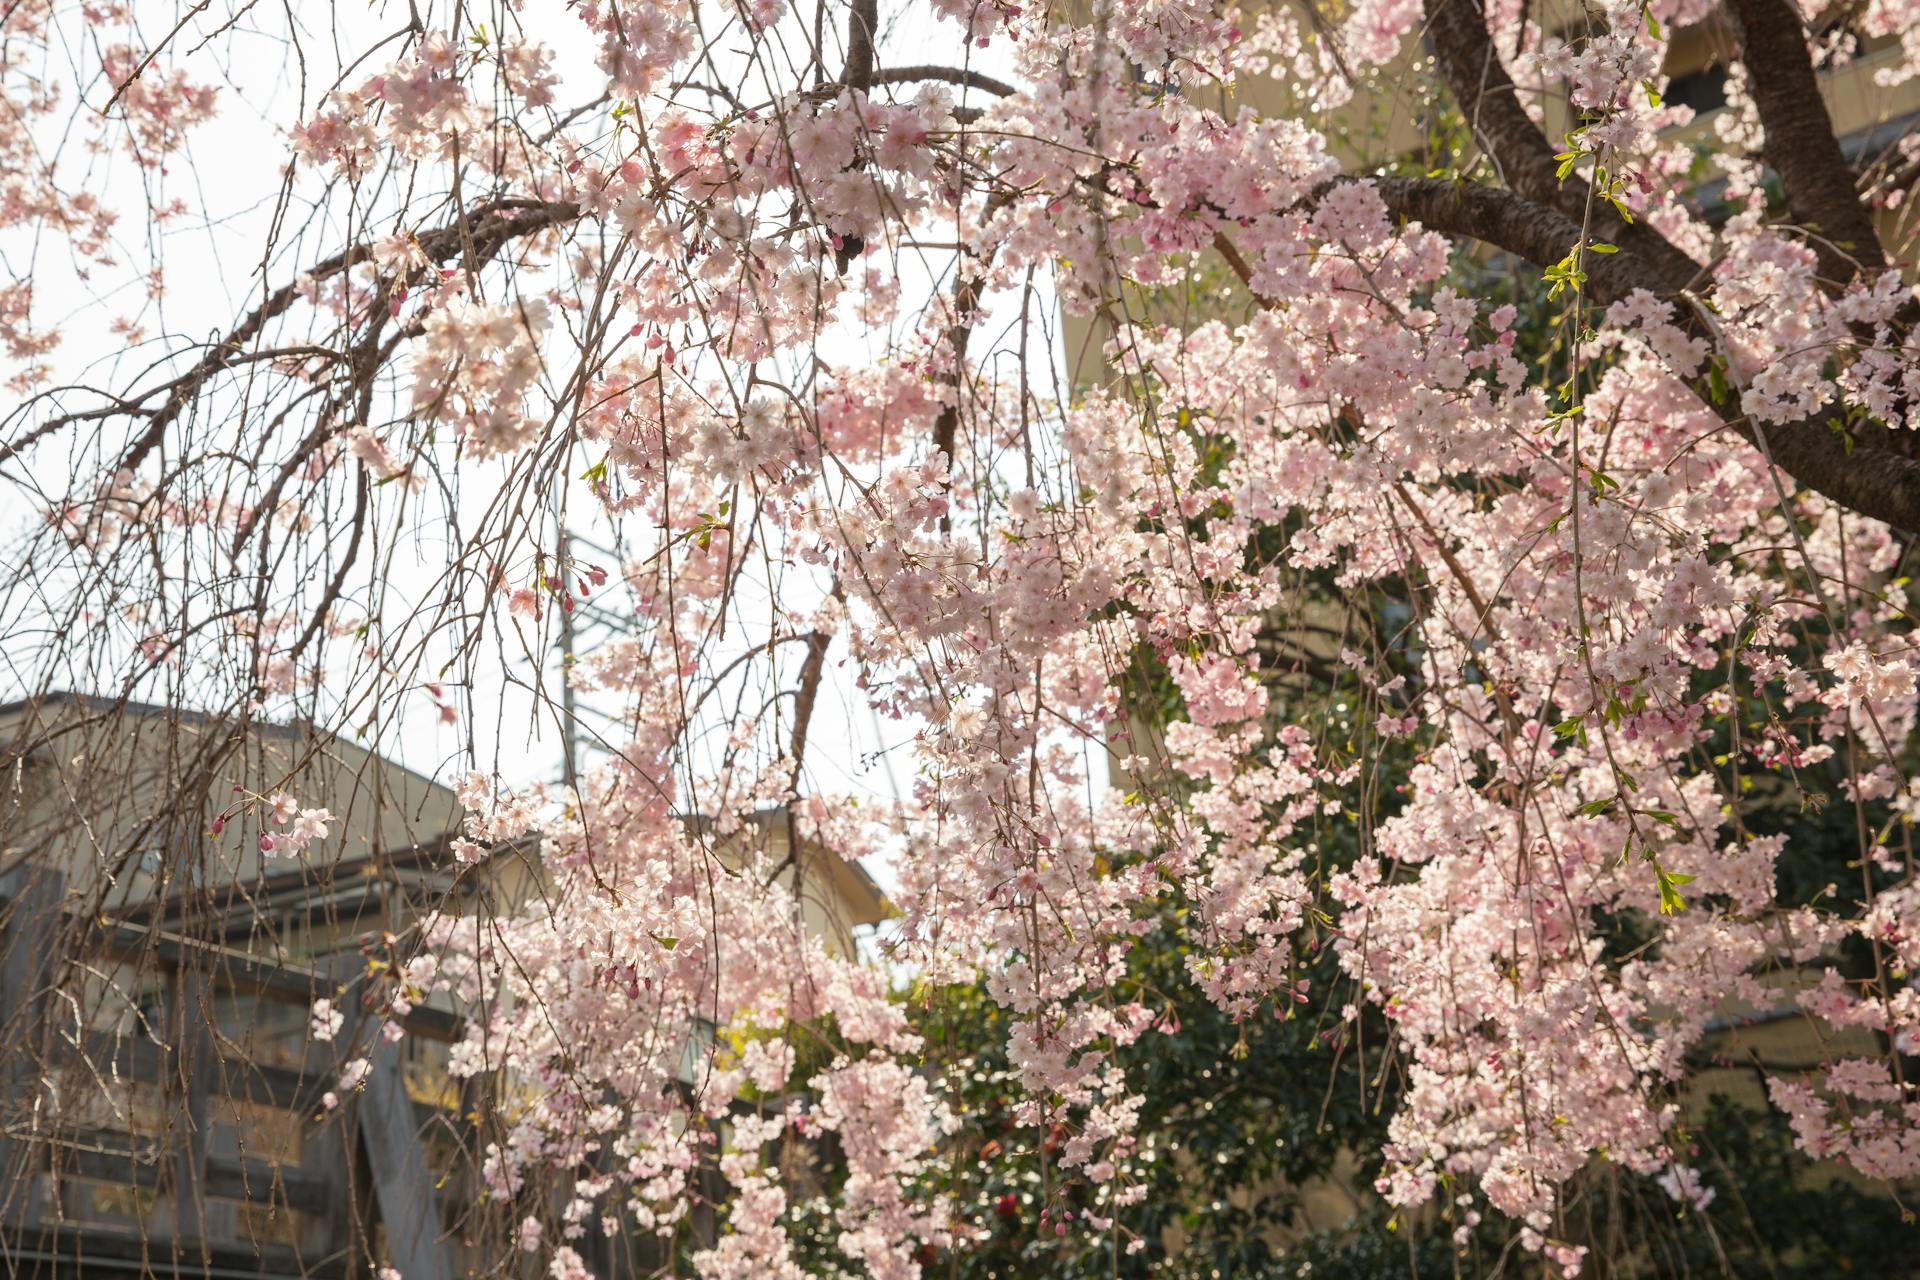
1666,62,1728,117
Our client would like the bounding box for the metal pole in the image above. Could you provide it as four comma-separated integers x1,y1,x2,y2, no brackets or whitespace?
556,528,579,784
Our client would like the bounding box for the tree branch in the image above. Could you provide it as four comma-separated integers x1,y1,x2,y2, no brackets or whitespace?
843,0,879,92
873,65,1017,98
1725,0,1888,286
103,199,579,480
1420,0,1699,291
1371,176,1669,301
1295,177,1920,532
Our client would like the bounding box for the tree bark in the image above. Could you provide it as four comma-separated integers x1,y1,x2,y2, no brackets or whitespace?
1406,0,1920,531
1724,0,1888,286
1421,0,1701,291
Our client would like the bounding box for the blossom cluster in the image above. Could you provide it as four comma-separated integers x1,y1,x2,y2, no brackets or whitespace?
11,0,1920,1275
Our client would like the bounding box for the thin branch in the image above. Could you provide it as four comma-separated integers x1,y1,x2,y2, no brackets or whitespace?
99,199,580,481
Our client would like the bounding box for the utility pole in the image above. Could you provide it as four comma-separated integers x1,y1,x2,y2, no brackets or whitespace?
557,556,579,785
552,526,628,785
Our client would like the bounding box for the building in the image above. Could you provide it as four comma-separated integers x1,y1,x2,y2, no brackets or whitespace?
0,693,888,1278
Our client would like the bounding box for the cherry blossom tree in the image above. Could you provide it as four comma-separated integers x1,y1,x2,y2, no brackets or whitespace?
4,0,1920,1275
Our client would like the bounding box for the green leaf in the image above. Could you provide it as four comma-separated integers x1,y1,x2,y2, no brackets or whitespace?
1656,865,1695,915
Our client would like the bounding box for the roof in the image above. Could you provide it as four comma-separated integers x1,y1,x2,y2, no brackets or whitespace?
680,807,891,927
2,693,889,930
0,690,456,804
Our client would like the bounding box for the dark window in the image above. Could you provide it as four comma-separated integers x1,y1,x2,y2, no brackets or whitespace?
1667,63,1728,117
